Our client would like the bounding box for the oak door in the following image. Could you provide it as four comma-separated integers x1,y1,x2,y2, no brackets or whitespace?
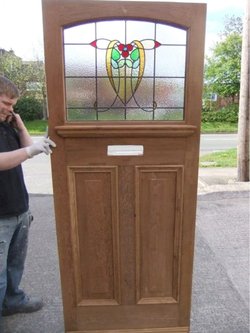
42,1,206,332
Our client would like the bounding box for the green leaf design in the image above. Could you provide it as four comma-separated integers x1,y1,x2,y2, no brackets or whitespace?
112,48,121,61
111,59,119,69
126,59,133,68
132,59,140,69
130,48,139,61
118,59,125,68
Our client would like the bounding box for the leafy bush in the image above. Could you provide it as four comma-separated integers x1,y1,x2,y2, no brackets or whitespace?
14,96,43,121
202,104,238,123
202,99,217,112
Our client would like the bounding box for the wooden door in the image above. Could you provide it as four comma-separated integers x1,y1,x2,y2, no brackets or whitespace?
42,1,206,332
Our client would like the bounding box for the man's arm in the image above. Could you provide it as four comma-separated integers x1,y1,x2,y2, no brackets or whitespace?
0,113,56,171
0,148,29,171
0,137,56,171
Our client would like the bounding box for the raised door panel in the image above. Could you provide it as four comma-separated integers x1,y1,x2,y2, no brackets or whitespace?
68,166,121,306
135,166,183,305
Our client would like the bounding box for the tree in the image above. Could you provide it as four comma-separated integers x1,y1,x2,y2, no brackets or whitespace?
0,50,26,94
237,2,249,182
204,16,242,103
0,49,47,118
220,15,243,37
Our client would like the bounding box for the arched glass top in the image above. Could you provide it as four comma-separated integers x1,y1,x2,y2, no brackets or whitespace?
63,20,187,121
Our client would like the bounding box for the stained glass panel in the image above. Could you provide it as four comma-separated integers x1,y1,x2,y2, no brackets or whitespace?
64,20,187,121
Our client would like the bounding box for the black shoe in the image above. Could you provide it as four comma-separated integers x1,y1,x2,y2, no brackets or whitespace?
2,296,43,316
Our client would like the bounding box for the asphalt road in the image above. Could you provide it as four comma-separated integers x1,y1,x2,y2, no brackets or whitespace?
200,133,237,155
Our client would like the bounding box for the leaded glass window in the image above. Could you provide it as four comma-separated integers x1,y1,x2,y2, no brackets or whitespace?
64,20,187,121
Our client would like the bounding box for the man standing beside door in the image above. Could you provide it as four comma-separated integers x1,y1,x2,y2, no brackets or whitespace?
0,76,56,331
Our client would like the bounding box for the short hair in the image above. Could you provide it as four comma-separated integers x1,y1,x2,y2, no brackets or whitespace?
0,76,20,99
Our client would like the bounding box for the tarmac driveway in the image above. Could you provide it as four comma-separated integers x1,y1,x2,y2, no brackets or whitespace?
2,190,250,333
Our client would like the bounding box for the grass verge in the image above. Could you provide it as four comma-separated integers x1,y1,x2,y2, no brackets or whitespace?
24,120,48,135
199,148,237,168
201,122,237,133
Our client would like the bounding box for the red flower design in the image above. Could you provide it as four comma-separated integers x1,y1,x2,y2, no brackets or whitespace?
118,43,134,58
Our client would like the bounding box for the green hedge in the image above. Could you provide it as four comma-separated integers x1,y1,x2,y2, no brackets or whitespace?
14,96,43,121
202,104,238,123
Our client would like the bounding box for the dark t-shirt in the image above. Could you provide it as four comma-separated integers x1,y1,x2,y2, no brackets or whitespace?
0,122,29,217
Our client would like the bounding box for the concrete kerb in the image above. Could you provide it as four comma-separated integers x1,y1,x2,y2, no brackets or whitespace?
198,166,250,194
198,180,250,195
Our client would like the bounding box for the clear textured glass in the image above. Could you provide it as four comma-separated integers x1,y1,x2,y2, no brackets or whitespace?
154,108,184,120
155,46,186,77
98,108,125,120
155,78,185,107
143,55,154,77
66,78,96,108
64,23,95,44
97,78,124,107
96,20,125,41
126,78,154,108
156,24,186,45
126,108,153,120
126,21,155,42
67,108,97,121
65,45,96,77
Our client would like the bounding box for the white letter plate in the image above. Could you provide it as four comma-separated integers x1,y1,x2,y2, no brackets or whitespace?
107,145,144,156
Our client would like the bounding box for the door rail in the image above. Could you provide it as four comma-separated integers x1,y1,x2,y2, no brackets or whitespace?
55,124,197,138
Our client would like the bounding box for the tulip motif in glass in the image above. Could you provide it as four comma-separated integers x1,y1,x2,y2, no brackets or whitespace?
90,39,161,105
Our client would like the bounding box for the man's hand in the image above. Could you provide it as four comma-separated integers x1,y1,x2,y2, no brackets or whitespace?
6,112,22,128
26,137,56,158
